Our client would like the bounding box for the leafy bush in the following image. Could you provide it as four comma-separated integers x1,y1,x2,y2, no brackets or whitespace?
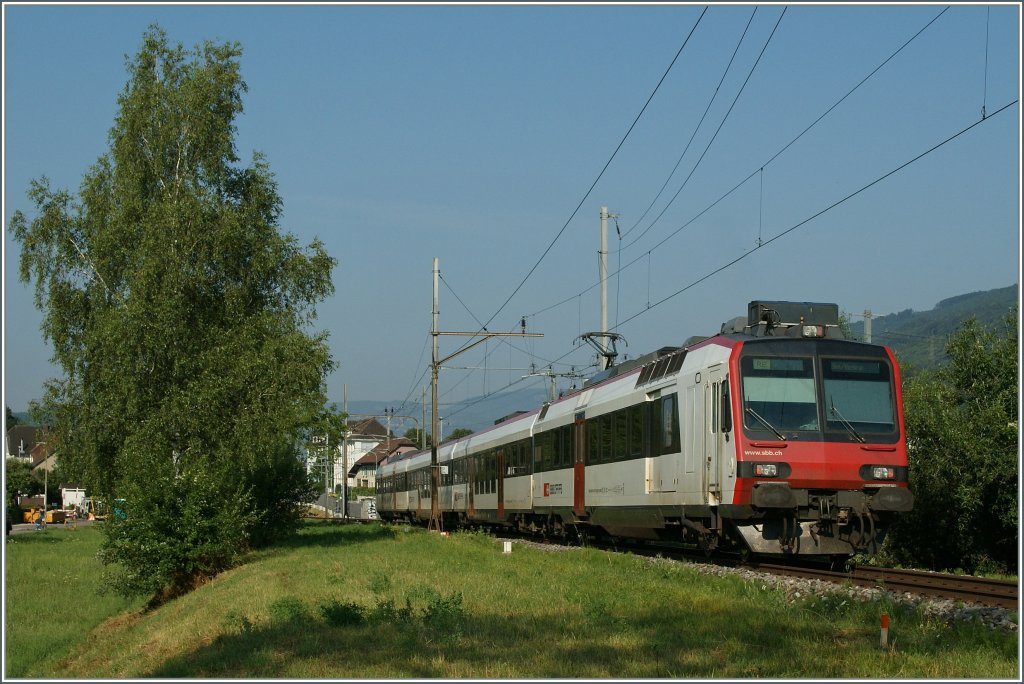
318,599,365,627
888,310,1018,574
268,597,309,624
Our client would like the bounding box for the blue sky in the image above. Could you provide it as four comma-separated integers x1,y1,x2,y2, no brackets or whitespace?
3,3,1021,424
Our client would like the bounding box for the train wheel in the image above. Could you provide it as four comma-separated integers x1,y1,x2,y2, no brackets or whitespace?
698,530,719,557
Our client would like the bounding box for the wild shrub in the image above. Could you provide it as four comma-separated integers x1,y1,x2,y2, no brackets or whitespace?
268,597,309,624
319,599,365,627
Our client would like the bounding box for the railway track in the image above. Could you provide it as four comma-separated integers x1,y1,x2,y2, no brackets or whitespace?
745,562,1019,611
516,532,1019,611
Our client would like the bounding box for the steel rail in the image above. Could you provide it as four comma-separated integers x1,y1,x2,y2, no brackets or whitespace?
746,561,1018,610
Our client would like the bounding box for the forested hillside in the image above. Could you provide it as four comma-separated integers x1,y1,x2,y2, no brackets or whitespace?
849,285,1018,372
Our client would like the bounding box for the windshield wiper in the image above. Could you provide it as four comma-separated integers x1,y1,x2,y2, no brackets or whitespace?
829,397,865,443
745,407,786,441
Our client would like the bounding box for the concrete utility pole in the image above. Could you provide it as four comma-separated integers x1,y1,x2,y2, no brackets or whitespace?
342,384,349,519
598,206,620,370
863,309,873,343
600,206,609,369
431,258,440,531
428,257,543,532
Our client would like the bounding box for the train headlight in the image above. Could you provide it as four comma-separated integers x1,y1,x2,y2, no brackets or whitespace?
871,466,895,480
754,463,778,477
801,325,824,338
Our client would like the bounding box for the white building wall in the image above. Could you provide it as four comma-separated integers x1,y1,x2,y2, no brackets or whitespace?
334,438,377,489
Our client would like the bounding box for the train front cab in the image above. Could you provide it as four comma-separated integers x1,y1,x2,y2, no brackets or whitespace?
726,335,914,556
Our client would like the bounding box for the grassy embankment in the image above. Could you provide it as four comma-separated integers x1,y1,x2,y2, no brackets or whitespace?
4,521,1019,678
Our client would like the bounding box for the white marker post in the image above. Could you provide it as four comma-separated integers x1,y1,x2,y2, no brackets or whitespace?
880,613,890,648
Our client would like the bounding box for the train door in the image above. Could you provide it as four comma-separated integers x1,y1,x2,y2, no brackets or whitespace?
573,412,586,517
497,448,506,521
706,366,725,505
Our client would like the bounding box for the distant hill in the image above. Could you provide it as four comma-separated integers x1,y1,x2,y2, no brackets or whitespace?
849,284,1018,372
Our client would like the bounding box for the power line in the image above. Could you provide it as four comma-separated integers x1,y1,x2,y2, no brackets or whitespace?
469,6,709,341
610,99,1018,332
620,6,758,241
407,7,992,424
621,7,786,252
526,5,953,323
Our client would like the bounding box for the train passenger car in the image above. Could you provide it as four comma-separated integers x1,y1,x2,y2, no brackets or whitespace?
458,408,538,527
377,300,913,558
377,448,418,522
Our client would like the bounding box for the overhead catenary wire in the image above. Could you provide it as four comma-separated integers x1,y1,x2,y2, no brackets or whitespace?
446,98,1018,422
409,6,991,425
610,99,1018,332
455,6,709,356
620,6,759,241
526,5,952,323
417,94,1015,428
425,9,710,409
621,6,786,252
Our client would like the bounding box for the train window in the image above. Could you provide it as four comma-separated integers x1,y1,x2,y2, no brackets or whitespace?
721,378,732,433
587,418,600,464
650,399,662,456
564,426,573,468
614,410,628,460
486,453,493,494
600,414,613,463
551,429,562,469
822,358,895,434
629,404,643,459
661,393,681,454
741,356,818,432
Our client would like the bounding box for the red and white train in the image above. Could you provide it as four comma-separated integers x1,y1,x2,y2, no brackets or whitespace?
377,301,914,558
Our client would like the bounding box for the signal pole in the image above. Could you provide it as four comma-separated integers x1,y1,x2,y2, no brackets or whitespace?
428,257,543,532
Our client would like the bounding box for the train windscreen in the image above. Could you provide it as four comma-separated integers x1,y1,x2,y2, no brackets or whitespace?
822,358,896,434
739,347,898,441
740,356,819,432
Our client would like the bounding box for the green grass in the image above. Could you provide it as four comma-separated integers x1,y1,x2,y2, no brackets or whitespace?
3,525,144,678
5,521,1020,678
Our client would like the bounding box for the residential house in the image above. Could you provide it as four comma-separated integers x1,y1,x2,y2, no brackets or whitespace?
350,437,418,489
5,425,39,462
338,418,391,490
307,417,390,492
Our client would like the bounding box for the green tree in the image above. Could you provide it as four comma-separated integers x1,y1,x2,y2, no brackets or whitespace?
305,404,348,495
446,427,473,441
6,459,42,505
885,309,1018,574
9,26,333,600
404,427,431,449
5,406,21,428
